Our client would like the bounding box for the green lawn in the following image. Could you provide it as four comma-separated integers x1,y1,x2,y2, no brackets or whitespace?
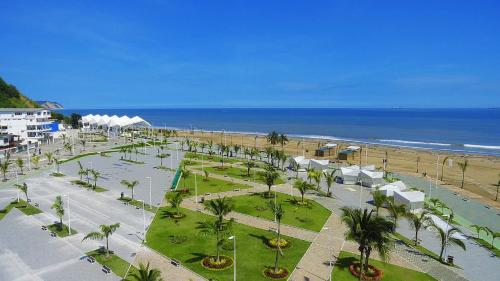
50,172,65,177
0,200,42,220
146,207,310,281
472,237,500,256
118,196,158,213
176,174,251,195
71,180,108,192
184,152,242,164
203,166,285,185
332,251,437,281
229,192,331,232
87,249,139,278
48,223,78,237
120,158,145,165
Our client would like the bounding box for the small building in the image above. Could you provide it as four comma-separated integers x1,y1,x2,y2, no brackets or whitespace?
0,134,21,156
340,165,360,184
359,170,384,188
338,149,354,160
394,190,425,212
289,156,310,170
310,159,329,171
379,181,407,197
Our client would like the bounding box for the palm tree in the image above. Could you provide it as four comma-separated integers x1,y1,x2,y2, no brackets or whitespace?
45,152,54,165
340,207,394,280
180,167,191,188
323,169,337,197
407,210,432,245
312,171,321,191
64,142,73,155
80,139,86,151
121,179,139,200
31,155,40,169
244,160,255,176
470,224,486,239
168,192,184,216
428,221,466,262
82,223,121,257
15,183,29,205
0,154,11,181
156,153,167,166
200,197,234,262
77,161,86,181
265,146,274,164
386,198,406,229
457,159,468,189
200,142,207,154
294,179,312,203
90,169,101,190
16,158,24,174
440,156,449,181
279,151,287,171
371,190,387,216
494,174,500,201
278,134,288,148
263,165,279,196
233,144,241,157
290,160,300,179
51,195,65,231
267,131,279,146
127,262,163,281
305,166,315,184
269,201,285,274
54,158,61,174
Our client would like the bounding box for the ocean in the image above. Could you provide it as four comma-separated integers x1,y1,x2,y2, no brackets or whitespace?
59,108,500,156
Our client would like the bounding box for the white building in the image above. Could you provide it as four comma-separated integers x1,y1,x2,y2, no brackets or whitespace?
394,190,425,212
359,170,384,188
0,108,53,146
379,181,407,197
340,165,360,184
310,159,329,171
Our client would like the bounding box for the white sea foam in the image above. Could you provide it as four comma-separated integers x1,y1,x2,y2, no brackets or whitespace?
379,139,451,146
464,144,500,150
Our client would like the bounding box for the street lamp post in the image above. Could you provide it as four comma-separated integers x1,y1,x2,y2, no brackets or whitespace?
228,235,236,281
146,176,152,207
138,200,146,243
63,194,71,235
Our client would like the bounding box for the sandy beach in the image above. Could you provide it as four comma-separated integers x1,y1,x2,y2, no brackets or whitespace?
175,130,500,209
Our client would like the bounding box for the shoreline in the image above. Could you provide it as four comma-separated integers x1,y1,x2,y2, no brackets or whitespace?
170,128,500,209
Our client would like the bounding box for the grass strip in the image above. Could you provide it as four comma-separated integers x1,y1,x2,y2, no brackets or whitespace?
48,223,78,237
118,196,158,212
87,249,139,279
0,200,42,220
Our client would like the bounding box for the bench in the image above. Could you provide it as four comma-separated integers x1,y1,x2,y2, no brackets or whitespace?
171,259,181,267
87,256,96,263
41,225,47,231
34,203,40,207
50,232,56,237
102,265,111,274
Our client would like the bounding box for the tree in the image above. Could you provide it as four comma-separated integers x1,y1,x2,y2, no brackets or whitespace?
312,170,321,191
428,221,466,262
45,152,53,165
323,169,337,197
244,160,255,176
457,159,468,189
80,139,86,151
306,166,315,184
156,153,168,167
263,165,279,196
82,223,121,257
233,144,241,157
278,133,289,148
15,183,29,205
180,167,191,188
200,197,234,262
51,196,65,231
0,154,11,181
31,155,40,169
90,169,101,190
54,158,61,174
340,207,394,280
371,190,387,216
265,146,274,164
290,160,300,179
168,192,184,216
440,156,449,181
269,201,285,274
121,179,139,200
77,161,86,181
407,210,432,245
204,170,209,181
64,142,73,155
470,224,486,239
386,198,406,229
266,131,279,146
493,173,500,201
294,179,312,203
16,158,24,174
127,262,163,281
416,156,420,173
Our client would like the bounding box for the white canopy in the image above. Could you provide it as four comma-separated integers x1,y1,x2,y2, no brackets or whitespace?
379,181,407,196
428,215,467,240
347,145,361,151
81,114,151,129
310,159,329,171
325,143,337,148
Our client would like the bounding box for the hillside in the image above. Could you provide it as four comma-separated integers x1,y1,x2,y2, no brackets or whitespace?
0,76,40,108
36,100,64,109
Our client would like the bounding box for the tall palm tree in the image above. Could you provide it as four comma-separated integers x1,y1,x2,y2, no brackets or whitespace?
407,210,432,245
386,198,406,229
371,190,387,216
45,152,53,165
494,174,500,201
290,160,300,179
168,192,184,216
51,195,65,231
180,167,191,188
121,179,139,200
127,262,163,281
31,155,40,170
263,165,279,196
64,142,73,155
428,221,466,262
244,160,255,176
200,197,234,262
440,156,449,181
340,207,394,280
278,134,289,148
80,139,86,151
156,153,167,167
266,131,279,146
0,154,11,181
305,166,315,184
269,201,285,274
16,158,24,174
312,171,321,191
265,146,274,164
458,159,468,189
77,161,85,181
294,179,312,203
323,169,337,197
233,144,241,157
90,169,101,190
82,223,121,257
15,183,29,206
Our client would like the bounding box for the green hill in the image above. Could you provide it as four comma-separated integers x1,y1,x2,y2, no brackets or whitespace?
0,76,40,108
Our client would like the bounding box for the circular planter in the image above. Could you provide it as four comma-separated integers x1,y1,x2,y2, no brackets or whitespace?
349,263,383,281
266,238,291,249
263,267,289,279
201,255,233,271
170,213,186,219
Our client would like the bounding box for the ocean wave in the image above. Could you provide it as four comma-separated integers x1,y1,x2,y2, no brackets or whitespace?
378,139,451,146
464,144,500,150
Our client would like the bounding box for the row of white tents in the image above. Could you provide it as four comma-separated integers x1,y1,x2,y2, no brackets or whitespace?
289,156,329,171
340,165,384,187
81,114,151,130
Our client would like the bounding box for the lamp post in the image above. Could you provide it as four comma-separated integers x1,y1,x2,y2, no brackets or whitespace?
63,194,71,235
228,235,236,281
138,199,146,242
146,176,152,207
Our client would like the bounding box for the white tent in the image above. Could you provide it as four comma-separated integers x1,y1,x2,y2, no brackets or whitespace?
361,164,376,171
325,143,337,148
359,170,384,188
340,165,360,184
379,181,407,196
80,114,151,133
394,190,425,212
310,159,329,171
347,145,361,151
289,156,310,170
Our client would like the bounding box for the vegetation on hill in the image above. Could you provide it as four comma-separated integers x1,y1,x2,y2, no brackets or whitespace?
0,76,40,108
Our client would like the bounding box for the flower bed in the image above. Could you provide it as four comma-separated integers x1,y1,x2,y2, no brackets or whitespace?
349,263,383,281
263,267,289,279
201,255,233,271
266,238,291,249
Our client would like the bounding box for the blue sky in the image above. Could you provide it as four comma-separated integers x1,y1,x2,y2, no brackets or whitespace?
1,0,499,108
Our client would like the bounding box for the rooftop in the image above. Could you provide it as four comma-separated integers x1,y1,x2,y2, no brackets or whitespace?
0,108,47,112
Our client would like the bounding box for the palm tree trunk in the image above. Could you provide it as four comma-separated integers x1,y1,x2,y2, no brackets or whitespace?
59,218,63,231
131,188,134,200
415,229,419,245
358,248,364,281
106,237,110,257
439,240,445,262
364,247,372,277
461,172,465,189
216,229,221,262
274,222,281,273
